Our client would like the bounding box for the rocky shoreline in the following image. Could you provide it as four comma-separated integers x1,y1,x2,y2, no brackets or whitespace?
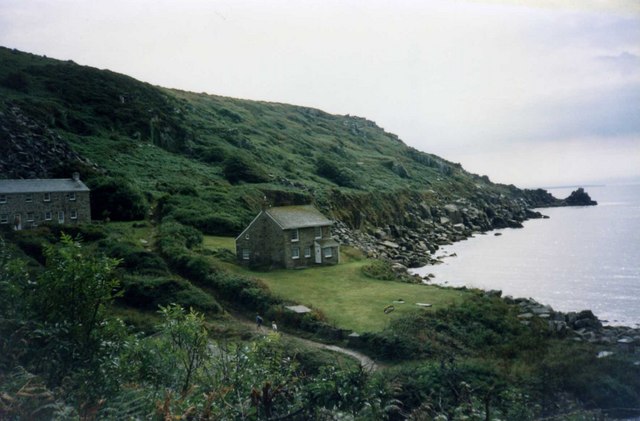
332,188,597,270
332,188,639,355
491,291,640,358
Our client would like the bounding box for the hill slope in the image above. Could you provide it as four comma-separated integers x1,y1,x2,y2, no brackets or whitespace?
0,46,562,265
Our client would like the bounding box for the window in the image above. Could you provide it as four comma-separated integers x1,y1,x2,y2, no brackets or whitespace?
58,211,64,223
242,249,250,260
292,247,300,259
69,192,76,201
44,211,52,221
43,192,51,202
70,210,78,220
290,229,299,242
0,214,7,224
315,226,322,239
25,193,32,202
27,212,34,222
324,247,333,258
245,234,250,240
304,247,311,258
0,194,6,204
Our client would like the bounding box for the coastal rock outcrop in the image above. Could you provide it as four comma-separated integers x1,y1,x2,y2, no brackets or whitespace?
506,296,639,352
562,188,598,206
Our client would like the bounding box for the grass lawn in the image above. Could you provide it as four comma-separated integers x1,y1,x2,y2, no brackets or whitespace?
204,236,469,333
203,235,236,252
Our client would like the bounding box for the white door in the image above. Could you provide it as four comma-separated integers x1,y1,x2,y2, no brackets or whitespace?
315,244,322,264
58,211,65,224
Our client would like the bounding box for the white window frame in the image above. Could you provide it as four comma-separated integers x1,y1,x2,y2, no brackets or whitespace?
242,249,250,260
27,212,34,222
0,214,8,224
58,211,64,223
69,192,76,201
43,192,51,202
25,193,33,202
70,210,78,220
290,229,299,242
44,211,52,221
0,194,6,204
304,247,311,258
315,226,322,239
292,247,300,259
324,247,333,258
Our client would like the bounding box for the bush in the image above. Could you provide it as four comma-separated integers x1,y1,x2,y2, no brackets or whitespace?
11,227,57,264
48,223,106,242
169,209,243,236
223,154,269,184
88,176,149,221
361,260,396,281
157,220,202,250
98,240,169,276
120,275,221,314
1,71,29,92
315,156,359,188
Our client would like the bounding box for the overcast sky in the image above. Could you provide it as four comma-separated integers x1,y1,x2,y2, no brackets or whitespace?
1,0,639,187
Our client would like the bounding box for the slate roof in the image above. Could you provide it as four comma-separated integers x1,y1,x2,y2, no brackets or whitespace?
0,178,90,194
265,205,333,229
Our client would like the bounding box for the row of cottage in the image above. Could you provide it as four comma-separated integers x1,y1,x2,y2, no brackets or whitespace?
0,175,339,268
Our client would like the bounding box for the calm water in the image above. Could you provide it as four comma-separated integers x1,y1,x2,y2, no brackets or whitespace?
412,184,640,327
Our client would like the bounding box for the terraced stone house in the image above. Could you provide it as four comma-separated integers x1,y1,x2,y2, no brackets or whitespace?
0,173,91,230
236,205,340,268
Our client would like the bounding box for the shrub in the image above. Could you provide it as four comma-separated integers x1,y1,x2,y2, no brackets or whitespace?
361,260,396,281
1,71,29,92
48,223,106,242
98,240,169,276
11,227,57,264
120,275,221,314
315,156,359,188
223,154,269,184
170,209,243,236
88,176,148,221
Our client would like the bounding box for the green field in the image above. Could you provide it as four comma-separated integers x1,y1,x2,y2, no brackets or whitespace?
204,236,468,332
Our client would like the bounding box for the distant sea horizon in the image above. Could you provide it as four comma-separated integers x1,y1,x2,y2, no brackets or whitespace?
412,183,640,327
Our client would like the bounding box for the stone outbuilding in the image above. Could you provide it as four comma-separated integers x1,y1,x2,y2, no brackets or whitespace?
0,173,91,230
236,205,340,269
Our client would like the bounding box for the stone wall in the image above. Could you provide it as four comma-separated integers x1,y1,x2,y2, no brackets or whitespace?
0,190,90,229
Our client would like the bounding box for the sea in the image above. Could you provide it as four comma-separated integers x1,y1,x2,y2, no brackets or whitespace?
411,184,640,327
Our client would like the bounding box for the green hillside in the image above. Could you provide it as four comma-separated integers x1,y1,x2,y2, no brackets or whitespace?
0,46,554,240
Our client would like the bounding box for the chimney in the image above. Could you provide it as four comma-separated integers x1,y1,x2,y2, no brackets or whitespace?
72,172,80,182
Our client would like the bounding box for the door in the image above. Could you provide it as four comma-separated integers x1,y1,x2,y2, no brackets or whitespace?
315,243,322,264
58,211,65,224
13,214,21,230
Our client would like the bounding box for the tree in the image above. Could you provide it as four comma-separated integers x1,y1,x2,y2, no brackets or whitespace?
30,234,123,390
158,304,209,394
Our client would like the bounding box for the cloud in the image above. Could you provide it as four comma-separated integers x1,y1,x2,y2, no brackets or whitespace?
0,0,638,185
453,135,640,187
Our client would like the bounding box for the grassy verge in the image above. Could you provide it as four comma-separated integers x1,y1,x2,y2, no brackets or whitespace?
204,236,468,332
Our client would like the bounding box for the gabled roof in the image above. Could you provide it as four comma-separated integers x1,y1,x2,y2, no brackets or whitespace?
265,205,333,229
0,178,90,194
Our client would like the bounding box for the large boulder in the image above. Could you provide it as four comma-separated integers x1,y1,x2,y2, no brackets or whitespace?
563,188,597,206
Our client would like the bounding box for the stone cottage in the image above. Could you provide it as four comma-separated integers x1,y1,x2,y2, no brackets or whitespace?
236,205,340,268
0,173,91,230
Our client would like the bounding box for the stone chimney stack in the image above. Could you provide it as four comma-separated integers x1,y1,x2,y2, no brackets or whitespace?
72,172,80,182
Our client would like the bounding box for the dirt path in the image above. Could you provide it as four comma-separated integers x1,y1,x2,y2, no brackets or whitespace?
293,336,378,372
240,315,379,372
